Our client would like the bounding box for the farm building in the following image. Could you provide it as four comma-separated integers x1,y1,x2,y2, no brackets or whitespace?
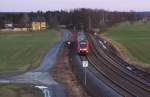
32,17,47,31
4,21,13,29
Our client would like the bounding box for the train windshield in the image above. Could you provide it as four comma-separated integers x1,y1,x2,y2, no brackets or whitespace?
80,41,87,48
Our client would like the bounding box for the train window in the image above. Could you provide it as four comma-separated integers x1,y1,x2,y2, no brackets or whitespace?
80,41,87,48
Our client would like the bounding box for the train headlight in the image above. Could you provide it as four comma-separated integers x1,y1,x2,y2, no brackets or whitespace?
67,41,71,45
83,49,87,51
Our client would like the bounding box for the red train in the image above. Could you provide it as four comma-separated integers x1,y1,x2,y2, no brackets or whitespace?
76,32,90,55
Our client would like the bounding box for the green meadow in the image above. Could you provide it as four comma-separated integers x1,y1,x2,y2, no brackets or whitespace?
105,22,150,66
0,84,43,97
0,30,61,73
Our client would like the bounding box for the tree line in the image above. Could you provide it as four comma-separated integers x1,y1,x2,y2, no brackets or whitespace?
0,8,144,31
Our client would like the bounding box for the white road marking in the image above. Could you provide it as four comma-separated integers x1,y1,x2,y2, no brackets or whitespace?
35,85,51,97
44,89,50,97
35,85,47,89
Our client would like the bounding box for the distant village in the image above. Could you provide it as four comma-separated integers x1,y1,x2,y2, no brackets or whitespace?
1,15,47,32
0,11,61,32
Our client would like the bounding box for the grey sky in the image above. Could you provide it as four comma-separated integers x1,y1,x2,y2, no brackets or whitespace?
0,0,150,12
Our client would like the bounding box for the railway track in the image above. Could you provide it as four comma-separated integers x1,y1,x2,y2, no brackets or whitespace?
92,37,149,84
89,34,150,86
79,56,124,97
94,35,150,82
80,33,150,97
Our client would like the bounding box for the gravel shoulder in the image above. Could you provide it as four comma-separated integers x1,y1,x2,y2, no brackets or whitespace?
50,47,91,97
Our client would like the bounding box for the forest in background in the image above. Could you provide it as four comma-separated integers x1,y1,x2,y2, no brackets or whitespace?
0,8,150,31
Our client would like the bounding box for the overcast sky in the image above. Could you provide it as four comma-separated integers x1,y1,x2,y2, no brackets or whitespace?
0,0,150,12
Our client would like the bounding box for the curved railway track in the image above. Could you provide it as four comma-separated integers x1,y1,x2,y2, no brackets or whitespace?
94,35,150,82
89,34,150,86
80,33,150,97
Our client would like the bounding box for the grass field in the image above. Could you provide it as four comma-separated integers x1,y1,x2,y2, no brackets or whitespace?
104,22,150,66
0,30,61,73
0,84,43,97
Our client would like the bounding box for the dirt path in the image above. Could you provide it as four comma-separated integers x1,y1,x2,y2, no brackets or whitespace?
51,47,91,97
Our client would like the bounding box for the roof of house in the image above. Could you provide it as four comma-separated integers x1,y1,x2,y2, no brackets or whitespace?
32,17,46,22
4,20,13,24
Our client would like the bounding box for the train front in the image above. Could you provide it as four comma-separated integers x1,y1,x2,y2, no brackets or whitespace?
76,31,90,55
77,40,89,54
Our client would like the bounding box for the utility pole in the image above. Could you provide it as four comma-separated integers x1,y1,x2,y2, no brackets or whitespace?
102,11,105,26
88,15,92,31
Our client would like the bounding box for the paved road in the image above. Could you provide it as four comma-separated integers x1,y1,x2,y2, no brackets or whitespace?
0,32,69,97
